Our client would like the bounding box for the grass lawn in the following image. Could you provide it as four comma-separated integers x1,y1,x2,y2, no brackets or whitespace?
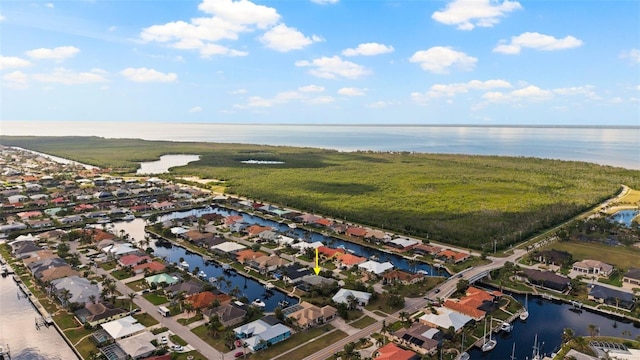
350,315,376,329
251,324,336,360
152,327,169,334
53,313,80,330
76,336,99,359
111,269,134,280
191,324,230,352
64,327,93,344
273,329,348,360
177,314,204,326
598,270,623,287
174,350,207,360
143,292,169,305
447,257,492,273
170,334,188,346
364,293,404,314
126,279,148,291
542,240,640,270
133,313,159,327
99,261,116,271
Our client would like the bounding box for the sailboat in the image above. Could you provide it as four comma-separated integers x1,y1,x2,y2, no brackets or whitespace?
481,317,497,352
457,331,470,360
531,334,542,360
520,294,529,321
510,343,517,360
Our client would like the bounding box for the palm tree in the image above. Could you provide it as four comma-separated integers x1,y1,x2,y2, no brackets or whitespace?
588,324,598,337
207,315,223,338
184,302,195,319
60,288,72,308
346,294,358,310
127,292,137,311
175,291,187,313
399,311,410,325
230,286,241,299
88,294,97,304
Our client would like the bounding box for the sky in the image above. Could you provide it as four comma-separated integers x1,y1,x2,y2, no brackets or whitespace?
1,0,639,125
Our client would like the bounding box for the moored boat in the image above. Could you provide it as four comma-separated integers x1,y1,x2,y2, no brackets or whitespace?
500,321,513,333
252,299,266,308
278,300,290,308
179,261,189,269
197,270,207,278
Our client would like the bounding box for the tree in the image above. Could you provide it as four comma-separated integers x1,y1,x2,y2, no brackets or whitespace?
60,288,72,308
127,292,137,311
562,328,575,343
456,279,470,294
399,311,410,326
588,324,598,337
207,315,223,338
184,302,195,319
88,294,97,304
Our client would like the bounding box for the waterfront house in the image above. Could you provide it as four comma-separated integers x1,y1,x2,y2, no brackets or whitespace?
247,254,289,274
22,250,58,265
186,291,232,309
116,331,156,359
318,246,346,260
346,226,368,238
151,201,174,211
0,222,28,233
236,249,267,264
210,241,246,256
80,229,116,243
74,301,128,327
102,243,139,257
383,269,425,285
164,279,204,297
282,263,312,284
118,254,151,268
588,284,635,310
145,273,179,287
337,253,367,269
60,215,83,224
284,301,337,329
520,268,570,292
234,319,292,352
435,249,469,264
388,238,419,250
332,288,372,307
297,274,338,292
390,322,439,355
204,303,247,327
623,268,640,286
132,261,165,275
101,316,146,340
374,343,420,360
418,307,472,332
358,260,394,276
244,225,272,237
52,275,101,305
258,230,279,242
26,219,54,229
572,260,614,277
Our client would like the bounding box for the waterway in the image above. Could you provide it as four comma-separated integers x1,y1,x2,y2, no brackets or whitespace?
0,274,77,360
136,154,201,175
610,210,640,228
468,292,640,360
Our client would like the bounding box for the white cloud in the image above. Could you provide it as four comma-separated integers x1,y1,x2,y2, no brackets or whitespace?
409,46,477,74
306,95,335,104
108,26,117,32
481,85,554,103
0,56,31,70
26,46,80,61
366,101,393,108
189,106,203,113
342,42,394,57
295,56,370,79
120,67,177,83
311,0,338,4
620,49,640,64
229,88,248,95
45,3,54,8
2,71,29,89
32,68,108,85
298,84,324,92
338,87,366,96
493,32,583,54
260,24,322,52
432,0,522,30
412,79,511,103
141,0,280,57
553,85,600,100
0,13,5,21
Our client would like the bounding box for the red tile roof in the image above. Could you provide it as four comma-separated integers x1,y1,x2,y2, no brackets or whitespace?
376,343,417,360
133,261,166,273
187,291,232,309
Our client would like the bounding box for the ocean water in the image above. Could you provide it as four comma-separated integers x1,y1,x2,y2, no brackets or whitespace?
1,121,639,169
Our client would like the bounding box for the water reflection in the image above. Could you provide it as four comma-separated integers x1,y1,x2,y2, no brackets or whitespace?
610,210,640,228
136,154,201,175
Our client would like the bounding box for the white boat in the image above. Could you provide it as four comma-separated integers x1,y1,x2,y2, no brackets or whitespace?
457,331,470,360
96,217,111,224
531,334,542,360
278,300,290,308
288,223,297,229
481,317,497,352
252,299,266,308
520,294,529,321
197,270,207,278
179,261,189,269
264,283,275,290
208,277,218,284
122,214,135,221
500,321,513,333
416,269,429,275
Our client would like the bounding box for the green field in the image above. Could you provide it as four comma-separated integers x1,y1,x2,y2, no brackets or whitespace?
3,136,639,249
541,240,640,271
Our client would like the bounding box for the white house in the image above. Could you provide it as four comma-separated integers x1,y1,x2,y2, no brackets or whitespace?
101,316,146,340
332,288,372,306
358,260,394,275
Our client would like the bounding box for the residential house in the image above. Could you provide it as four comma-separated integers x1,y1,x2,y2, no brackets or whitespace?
332,288,372,307
234,319,292,352
204,303,246,327
345,227,368,238
52,275,101,305
101,316,146,340
151,201,174,211
244,225,272,237
74,302,128,327
60,215,83,224
282,263,312,284
388,238,419,250
337,253,367,269
588,285,635,310
258,230,279,242
118,254,151,268
210,241,246,256
297,275,338,292
534,249,572,266
247,255,289,275
374,343,420,360
435,249,470,264
26,219,54,229
116,331,156,360
132,261,166,275
521,268,570,292
390,322,439,355
622,268,640,286
418,307,472,332
572,260,614,277
383,270,425,285
102,243,139,257
236,249,267,264
443,286,502,321
186,291,232,309
144,273,179,287
284,301,337,329
358,260,394,276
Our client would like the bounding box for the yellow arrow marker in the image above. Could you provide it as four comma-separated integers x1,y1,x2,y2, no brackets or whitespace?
314,248,321,275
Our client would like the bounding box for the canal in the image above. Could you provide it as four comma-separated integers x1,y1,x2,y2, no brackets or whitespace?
468,292,640,359
0,274,78,360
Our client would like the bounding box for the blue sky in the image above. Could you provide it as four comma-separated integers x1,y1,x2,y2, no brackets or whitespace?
1,0,639,125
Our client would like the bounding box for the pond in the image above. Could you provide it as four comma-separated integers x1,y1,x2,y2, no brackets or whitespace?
136,154,200,175
609,210,639,228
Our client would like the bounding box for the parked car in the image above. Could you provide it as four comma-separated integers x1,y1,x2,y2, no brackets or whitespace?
434,288,441,293
160,336,168,344
235,352,245,358
171,345,183,351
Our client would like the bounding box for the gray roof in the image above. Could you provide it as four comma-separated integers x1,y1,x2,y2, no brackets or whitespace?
589,285,634,302
624,268,640,280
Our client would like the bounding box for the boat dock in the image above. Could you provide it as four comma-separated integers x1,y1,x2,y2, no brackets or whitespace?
14,274,54,326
